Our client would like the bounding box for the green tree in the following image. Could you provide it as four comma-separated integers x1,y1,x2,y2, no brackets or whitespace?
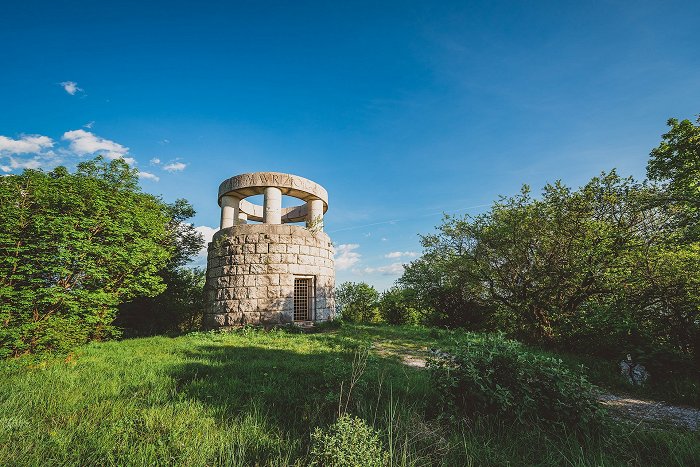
0,157,180,356
404,172,647,342
647,116,700,240
335,282,380,323
116,199,205,335
378,286,423,325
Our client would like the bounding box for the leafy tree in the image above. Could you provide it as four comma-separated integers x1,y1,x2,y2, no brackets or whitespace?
115,199,204,335
335,282,380,323
378,286,423,325
0,157,180,356
647,116,700,240
404,172,648,343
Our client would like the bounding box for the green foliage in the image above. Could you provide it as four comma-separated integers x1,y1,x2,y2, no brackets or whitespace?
310,414,389,467
377,287,422,325
647,116,700,240
335,282,380,323
428,334,601,429
116,267,206,336
400,121,700,369
0,157,181,356
116,198,204,336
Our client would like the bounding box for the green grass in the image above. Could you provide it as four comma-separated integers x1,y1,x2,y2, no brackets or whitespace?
1,324,698,466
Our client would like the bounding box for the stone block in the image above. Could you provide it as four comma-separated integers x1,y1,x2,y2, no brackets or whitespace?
249,264,265,274
257,274,280,286
266,286,281,299
267,253,282,264
243,243,256,253
246,287,262,299
268,263,288,274
245,253,262,264
286,244,299,254
228,254,242,265
279,274,294,287
282,253,298,264
256,243,268,254
239,299,257,312
299,245,310,255
244,275,256,287
297,254,315,265
241,312,261,324
269,243,286,253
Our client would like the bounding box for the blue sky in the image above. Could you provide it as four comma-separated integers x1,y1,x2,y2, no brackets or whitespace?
2,0,699,290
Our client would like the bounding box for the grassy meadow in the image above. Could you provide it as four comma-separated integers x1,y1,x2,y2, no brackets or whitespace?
1,324,698,466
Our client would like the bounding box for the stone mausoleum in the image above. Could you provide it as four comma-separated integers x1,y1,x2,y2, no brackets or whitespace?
203,172,336,329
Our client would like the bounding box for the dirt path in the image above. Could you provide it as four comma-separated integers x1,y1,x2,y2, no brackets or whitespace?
597,393,700,431
371,342,700,431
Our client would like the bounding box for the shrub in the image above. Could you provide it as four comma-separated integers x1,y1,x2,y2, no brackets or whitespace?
378,287,422,325
309,414,389,467
0,158,186,356
335,282,380,323
428,334,601,429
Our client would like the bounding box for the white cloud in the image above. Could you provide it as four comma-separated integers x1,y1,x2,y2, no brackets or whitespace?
0,134,59,172
194,225,219,259
62,129,135,165
384,251,418,259
0,135,54,154
196,225,218,245
381,237,388,241
335,243,361,270
150,158,161,165
361,263,405,276
163,161,186,172
60,81,82,95
137,171,159,182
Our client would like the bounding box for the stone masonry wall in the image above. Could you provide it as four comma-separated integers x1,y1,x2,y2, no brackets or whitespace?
203,224,335,329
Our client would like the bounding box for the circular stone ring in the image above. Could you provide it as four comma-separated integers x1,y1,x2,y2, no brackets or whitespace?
218,172,328,223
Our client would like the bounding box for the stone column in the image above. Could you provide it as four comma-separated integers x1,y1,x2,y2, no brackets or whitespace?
237,212,248,224
220,195,240,229
306,198,324,231
263,187,282,224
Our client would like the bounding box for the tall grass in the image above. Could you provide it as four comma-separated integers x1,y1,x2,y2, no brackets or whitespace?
0,325,697,466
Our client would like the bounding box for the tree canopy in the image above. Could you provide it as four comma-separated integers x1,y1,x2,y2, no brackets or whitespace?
0,157,197,356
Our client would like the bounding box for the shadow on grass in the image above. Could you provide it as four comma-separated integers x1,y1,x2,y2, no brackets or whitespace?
168,336,430,435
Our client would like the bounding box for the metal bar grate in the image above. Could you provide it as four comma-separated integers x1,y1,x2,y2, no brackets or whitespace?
294,277,312,321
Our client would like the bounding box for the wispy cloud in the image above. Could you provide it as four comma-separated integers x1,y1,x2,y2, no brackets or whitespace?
150,158,161,165
360,263,405,276
335,243,361,270
163,161,186,172
83,121,94,129
137,171,159,182
60,81,83,95
62,129,135,165
384,251,418,259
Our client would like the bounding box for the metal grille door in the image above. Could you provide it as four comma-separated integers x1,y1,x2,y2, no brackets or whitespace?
294,277,313,321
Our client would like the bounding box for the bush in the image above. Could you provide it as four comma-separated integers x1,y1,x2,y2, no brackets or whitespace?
378,287,422,325
309,414,389,467
0,158,184,356
335,282,380,323
428,334,601,429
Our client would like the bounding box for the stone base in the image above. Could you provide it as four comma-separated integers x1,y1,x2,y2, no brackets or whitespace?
203,224,335,329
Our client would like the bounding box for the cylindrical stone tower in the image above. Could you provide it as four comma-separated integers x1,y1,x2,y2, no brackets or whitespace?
203,172,335,329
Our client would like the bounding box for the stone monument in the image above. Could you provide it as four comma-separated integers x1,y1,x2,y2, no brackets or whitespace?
203,172,336,328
